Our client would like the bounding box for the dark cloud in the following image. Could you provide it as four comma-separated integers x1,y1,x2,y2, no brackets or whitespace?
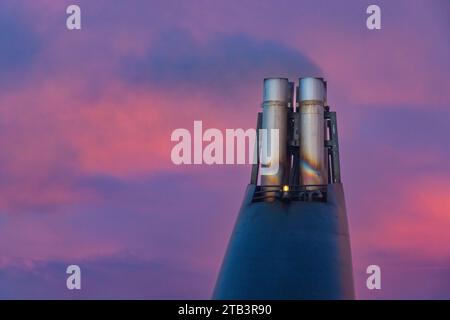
0,10,40,85
120,30,322,94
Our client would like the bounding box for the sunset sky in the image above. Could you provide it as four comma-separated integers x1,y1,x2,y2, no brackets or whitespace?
0,0,449,299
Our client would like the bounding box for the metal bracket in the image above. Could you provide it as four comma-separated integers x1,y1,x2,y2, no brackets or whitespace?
250,112,262,185
324,110,341,183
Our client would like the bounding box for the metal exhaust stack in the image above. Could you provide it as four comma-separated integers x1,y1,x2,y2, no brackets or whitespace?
260,78,290,187
298,77,328,188
213,77,354,300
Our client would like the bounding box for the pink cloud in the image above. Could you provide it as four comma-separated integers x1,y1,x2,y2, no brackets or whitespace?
350,169,450,264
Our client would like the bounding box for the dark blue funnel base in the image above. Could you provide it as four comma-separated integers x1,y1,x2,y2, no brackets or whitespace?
213,183,354,300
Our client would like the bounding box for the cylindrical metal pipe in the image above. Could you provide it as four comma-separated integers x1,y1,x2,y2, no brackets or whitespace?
260,78,289,186
299,77,327,187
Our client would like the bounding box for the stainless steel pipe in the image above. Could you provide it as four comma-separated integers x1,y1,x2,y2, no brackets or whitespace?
298,77,328,187
260,78,289,186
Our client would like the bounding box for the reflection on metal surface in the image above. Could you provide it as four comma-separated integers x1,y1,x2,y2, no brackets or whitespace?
260,78,289,187
299,77,327,188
